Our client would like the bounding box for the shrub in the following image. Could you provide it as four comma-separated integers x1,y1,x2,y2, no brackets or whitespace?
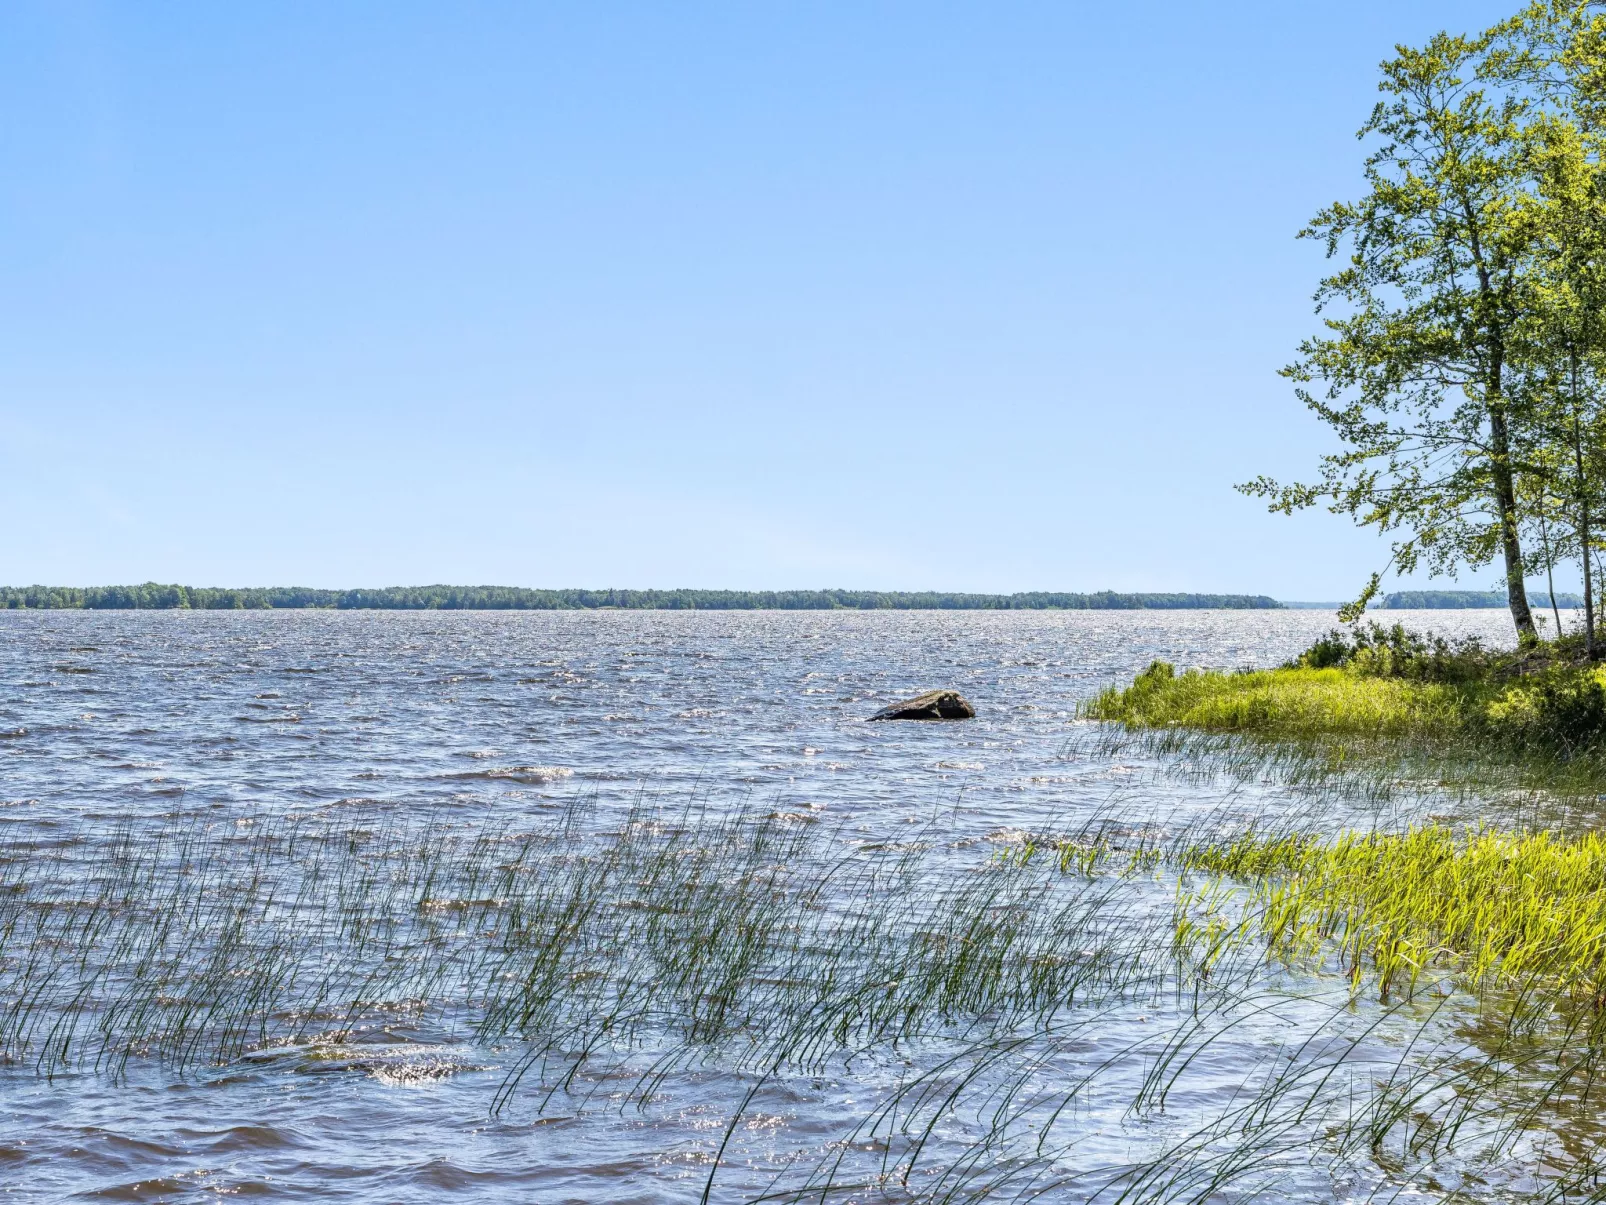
1292,631,1352,670
1482,668,1606,756
1287,623,1492,684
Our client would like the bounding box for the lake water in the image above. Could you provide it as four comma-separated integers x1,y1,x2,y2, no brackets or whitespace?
0,609,1538,1202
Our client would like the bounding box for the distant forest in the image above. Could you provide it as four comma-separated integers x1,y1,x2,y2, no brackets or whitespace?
0,585,1284,611
1383,590,1587,609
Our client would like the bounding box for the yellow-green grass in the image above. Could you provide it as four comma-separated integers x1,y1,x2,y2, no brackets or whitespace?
1088,658,1606,765
1086,663,1469,741
1175,824,1606,1009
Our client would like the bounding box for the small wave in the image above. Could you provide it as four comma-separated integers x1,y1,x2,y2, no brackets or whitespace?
371,1059,482,1085
193,1124,297,1153
986,827,1034,847
85,1175,191,1198
243,1040,485,1084
419,897,501,911
444,766,573,784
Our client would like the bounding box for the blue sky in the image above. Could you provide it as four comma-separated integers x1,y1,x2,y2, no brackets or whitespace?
0,1,1527,596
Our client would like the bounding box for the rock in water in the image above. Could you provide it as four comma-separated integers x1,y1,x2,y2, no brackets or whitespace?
867,690,975,721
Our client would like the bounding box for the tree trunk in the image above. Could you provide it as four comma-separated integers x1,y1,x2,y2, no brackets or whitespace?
1488,401,1537,641
1571,347,1595,657
1469,242,1534,643
1540,507,1562,637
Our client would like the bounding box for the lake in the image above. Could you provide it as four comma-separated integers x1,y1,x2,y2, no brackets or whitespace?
0,608,1543,1202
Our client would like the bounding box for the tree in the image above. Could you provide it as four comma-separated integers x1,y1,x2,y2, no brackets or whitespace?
1491,1,1606,652
1516,113,1606,652
1243,31,1543,640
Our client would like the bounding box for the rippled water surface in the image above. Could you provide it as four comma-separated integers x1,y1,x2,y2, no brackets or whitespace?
0,609,1532,1201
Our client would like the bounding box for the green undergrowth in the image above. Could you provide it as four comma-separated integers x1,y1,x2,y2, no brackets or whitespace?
1057,624,1606,1196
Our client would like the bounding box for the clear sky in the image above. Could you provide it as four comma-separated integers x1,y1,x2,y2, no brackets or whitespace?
1,1,1530,597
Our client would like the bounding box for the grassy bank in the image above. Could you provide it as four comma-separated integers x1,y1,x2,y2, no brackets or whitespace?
1087,623,1606,768
1089,662,1469,741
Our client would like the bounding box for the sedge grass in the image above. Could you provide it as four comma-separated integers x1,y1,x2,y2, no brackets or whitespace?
1167,824,1606,1013
0,800,1212,1199
9,797,1606,1201
1079,817,1606,1202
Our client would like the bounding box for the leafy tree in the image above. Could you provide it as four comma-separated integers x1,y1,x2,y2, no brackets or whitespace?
1490,2,1606,652
1243,31,1545,639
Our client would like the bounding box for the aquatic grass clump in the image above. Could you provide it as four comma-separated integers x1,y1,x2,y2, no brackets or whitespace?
0,802,1148,1080
1170,824,1606,1010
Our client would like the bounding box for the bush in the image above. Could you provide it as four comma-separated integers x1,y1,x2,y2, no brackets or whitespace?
1287,623,1492,684
1292,631,1352,670
1482,669,1606,756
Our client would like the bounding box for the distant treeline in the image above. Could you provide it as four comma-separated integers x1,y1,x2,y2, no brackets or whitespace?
1383,590,1587,609
0,584,1284,611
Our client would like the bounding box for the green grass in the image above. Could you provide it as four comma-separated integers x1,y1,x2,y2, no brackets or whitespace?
1086,620,1606,783
0,802,1222,1200
0,804,1152,1081
1087,662,1469,741
1084,628,1606,1011
1172,824,1606,1009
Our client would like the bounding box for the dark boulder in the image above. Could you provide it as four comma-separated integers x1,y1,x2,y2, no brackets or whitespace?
868,690,976,721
